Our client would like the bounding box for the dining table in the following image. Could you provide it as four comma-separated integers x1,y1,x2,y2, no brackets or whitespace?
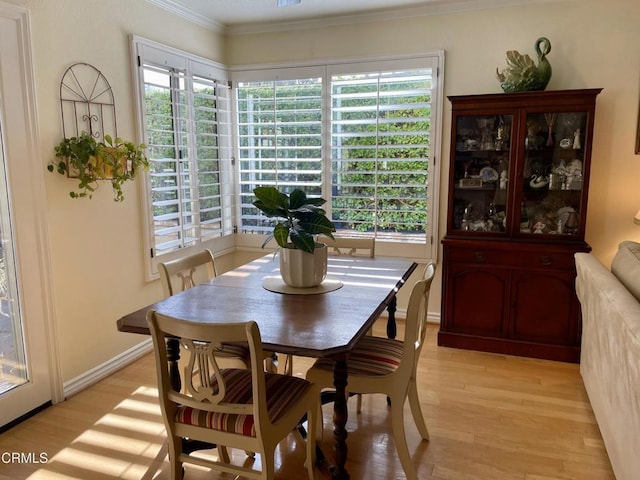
117,252,417,480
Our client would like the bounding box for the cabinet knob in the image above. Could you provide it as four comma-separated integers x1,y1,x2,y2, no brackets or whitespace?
474,252,486,262
539,255,553,266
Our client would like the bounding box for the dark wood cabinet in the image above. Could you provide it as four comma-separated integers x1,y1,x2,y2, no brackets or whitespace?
438,89,601,363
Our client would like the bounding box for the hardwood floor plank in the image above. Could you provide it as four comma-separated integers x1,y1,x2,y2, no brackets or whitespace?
0,324,615,479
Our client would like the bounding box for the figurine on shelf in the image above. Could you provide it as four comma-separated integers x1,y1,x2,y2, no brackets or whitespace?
563,159,583,190
525,120,543,150
533,221,546,234
495,122,510,150
544,113,556,147
573,129,581,149
499,170,508,189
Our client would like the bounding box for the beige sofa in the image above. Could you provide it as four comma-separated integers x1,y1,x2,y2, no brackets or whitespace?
575,241,640,480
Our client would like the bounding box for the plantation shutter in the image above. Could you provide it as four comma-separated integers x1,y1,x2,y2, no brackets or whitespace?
138,43,233,258
329,62,432,242
236,70,323,234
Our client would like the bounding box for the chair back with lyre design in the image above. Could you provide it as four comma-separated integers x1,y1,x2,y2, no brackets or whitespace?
323,236,375,258
147,312,319,480
158,249,217,297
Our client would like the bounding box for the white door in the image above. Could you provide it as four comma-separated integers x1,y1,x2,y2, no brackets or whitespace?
0,4,57,428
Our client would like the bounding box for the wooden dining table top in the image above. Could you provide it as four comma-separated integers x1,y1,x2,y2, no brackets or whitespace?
117,253,418,358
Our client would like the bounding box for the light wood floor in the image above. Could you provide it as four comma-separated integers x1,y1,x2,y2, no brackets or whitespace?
0,323,614,480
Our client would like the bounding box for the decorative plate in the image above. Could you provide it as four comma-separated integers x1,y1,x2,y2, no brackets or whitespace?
480,167,499,182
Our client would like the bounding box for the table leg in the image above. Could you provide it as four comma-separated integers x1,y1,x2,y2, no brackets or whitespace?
386,296,397,406
331,358,350,480
387,295,397,340
166,337,182,392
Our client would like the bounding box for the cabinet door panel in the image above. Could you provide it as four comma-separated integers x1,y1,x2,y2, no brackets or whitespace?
511,270,576,344
448,265,509,336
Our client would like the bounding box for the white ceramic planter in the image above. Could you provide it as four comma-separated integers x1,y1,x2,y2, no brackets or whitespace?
279,242,328,288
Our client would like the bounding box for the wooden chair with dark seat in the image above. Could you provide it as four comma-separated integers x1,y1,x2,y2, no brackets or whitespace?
305,262,435,480
148,312,319,480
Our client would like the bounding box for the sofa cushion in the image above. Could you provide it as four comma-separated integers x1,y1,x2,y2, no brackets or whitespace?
611,241,640,302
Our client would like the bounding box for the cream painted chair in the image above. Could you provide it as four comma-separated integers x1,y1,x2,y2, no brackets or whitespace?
323,236,375,258
158,249,277,372
158,249,219,297
158,250,251,368
148,313,319,480
305,263,435,480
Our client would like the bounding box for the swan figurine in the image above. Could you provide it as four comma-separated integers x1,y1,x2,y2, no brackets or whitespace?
496,37,552,93
529,174,549,189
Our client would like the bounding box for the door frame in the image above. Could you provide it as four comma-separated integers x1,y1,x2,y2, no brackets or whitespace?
0,1,62,427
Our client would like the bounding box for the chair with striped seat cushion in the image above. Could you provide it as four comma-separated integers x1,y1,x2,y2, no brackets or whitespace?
148,313,319,480
305,262,435,480
175,369,314,436
309,336,403,376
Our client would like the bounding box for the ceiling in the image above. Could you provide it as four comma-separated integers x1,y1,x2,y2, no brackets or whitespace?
148,0,543,30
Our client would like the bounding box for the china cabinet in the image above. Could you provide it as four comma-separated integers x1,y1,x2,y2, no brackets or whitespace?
438,89,601,363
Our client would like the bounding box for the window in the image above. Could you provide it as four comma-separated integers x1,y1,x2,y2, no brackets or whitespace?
234,56,442,258
330,66,431,242
133,37,234,276
235,70,323,235
133,37,443,274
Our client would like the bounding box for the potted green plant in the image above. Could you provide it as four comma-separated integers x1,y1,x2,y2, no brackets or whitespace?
253,186,336,287
48,132,148,201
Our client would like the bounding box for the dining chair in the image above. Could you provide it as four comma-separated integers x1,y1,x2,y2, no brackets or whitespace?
158,249,277,372
281,237,376,377
147,312,319,480
305,262,435,480
158,249,219,297
323,236,375,258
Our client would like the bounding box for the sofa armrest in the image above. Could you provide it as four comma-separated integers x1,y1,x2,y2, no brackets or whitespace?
575,252,640,480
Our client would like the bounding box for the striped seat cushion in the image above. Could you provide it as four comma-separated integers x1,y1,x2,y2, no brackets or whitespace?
312,336,404,376
175,369,311,437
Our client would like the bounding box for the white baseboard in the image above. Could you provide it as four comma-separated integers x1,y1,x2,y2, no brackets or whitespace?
62,339,153,399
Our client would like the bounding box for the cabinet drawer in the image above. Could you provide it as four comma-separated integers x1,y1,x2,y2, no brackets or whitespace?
514,251,576,270
447,245,577,271
447,247,517,267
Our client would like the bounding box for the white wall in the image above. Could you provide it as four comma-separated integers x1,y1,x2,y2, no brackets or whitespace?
5,0,640,389
226,0,640,311
3,0,224,385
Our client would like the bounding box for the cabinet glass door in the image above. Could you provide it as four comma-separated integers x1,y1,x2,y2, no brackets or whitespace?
451,114,512,233
519,111,587,235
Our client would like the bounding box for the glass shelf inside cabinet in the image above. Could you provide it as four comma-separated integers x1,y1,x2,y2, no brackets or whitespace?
453,114,512,233
519,111,587,235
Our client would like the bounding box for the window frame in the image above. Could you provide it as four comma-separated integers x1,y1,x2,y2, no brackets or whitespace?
132,36,235,280
231,53,444,261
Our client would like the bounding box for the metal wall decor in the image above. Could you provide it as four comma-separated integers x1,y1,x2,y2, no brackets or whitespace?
59,62,117,141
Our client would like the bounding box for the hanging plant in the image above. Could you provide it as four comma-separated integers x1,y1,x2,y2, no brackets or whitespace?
48,132,148,201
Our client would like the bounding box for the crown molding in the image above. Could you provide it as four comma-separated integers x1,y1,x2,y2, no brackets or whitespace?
146,0,224,32
148,0,558,35
226,0,558,35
